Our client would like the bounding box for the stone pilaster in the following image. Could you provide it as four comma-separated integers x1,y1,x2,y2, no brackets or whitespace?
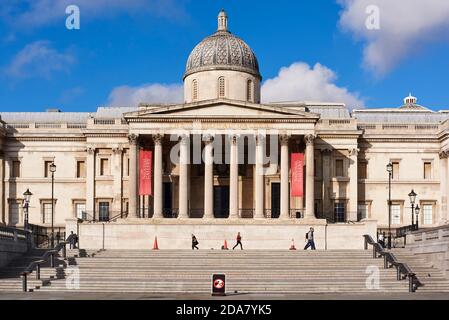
178,134,189,219
305,134,315,219
229,134,239,219
203,135,214,219
254,134,265,219
280,134,289,219
127,134,138,218
0,151,4,225
112,146,123,215
153,134,164,218
321,148,332,219
86,146,96,219
348,148,359,222
440,150,448,223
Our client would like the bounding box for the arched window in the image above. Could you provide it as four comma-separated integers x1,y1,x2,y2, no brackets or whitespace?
218,77,225,98
192,79,198,101
247,79,253,102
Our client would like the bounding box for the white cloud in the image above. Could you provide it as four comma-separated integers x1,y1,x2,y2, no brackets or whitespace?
108,83,183,106
0,0,185,29
338,0,449,76
261,62,364,109
4,40,75,79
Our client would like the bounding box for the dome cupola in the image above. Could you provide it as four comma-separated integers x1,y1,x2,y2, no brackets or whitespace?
183,10,261,103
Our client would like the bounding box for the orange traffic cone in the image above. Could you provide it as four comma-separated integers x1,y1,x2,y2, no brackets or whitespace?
222,240,229,250
289,239,297,250
153,237,159,250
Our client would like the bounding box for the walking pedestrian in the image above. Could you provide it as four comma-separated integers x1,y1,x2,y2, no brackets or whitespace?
304,227,316,250
192,234,199,250
232,232,243,250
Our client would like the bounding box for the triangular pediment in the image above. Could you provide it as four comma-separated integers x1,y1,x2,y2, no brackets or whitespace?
124,99,319,119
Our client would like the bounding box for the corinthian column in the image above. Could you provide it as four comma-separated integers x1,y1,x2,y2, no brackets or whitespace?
440,151,448,223
128,134,138,218
348,148,359,222
178,135,189,219
229,134,239,219
280,135,290,219
153,134,163,218
254,134,265,219
0,151,4,225
305,134,315,219
203,135,214,219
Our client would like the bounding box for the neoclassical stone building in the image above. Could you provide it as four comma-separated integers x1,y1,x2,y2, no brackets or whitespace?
0,11,448,249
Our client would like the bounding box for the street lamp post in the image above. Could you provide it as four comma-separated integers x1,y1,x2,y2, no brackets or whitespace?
50,163,56,249
415,205,420,230
23,189,32,243
386,163,393,249
408,189,417,227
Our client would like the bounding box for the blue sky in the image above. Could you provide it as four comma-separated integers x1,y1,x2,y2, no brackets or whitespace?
1,0,448,112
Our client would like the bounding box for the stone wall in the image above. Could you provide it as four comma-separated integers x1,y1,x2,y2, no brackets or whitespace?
73,219,377,250
0,235,29,268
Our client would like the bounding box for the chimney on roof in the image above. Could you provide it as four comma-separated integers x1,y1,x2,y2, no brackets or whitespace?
46,108,61,112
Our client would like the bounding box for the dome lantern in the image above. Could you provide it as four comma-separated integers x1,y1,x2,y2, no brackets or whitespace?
217,9,228,32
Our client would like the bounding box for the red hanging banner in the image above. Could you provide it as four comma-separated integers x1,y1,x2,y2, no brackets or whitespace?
139,150,153,196
291,153,304,197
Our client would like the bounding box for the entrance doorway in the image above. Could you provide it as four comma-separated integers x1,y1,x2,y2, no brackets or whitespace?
271,183,280,218
214,186,229,218
163,182,173,217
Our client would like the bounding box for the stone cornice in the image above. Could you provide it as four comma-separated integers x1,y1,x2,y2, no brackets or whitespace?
318,134,360,139
360,137,438,143
84,133,128,138
127,117,317,124
4,136,86,142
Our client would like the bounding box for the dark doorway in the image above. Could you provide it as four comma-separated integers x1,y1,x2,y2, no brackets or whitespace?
214,186,229,218
271,183,281,218
163,182,173,217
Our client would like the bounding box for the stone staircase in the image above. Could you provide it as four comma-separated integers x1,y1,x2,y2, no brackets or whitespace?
390,248,449,293
32,249,412,294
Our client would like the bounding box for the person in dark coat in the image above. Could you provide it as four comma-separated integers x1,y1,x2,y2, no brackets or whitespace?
192,234,199,250
304,227,316,250
232,232,243,250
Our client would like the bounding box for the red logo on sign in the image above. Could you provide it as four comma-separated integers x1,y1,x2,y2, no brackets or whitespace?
214,279,225,289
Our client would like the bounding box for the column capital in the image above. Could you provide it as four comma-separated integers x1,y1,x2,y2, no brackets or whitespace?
304,134,315,146
348,148,359,157
439,150,449,159
256,134,266,146
321,148,332,155
152,134,164,145
86,146,95,155
112,145,123,154
203,134,214,145
228,134,239,145
180,134,189,145
279,134,289,146
128,134,138,145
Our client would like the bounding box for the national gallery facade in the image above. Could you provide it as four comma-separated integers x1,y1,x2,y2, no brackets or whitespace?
0,11,448,249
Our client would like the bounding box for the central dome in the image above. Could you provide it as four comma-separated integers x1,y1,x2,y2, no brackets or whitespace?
184,10,261,80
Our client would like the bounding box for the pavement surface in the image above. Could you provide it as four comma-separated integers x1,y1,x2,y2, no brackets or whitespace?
1,291,449,300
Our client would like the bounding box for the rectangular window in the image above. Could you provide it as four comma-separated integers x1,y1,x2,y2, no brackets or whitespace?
75,203,86,219
44,161,53,178
12,160,21,178
392,162,399,180
335,159,344,177
9,203,20,225
42,203,52,224
100,158,109,176
76,161,86,178
424,162,432,180
358,161,367,179
334,202,345,222
423,204,433,225
358,203,369,221
99,202,109,221
391,204,401,224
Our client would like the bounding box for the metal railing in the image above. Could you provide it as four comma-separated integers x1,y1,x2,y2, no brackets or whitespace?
239,208,254,218
363,234,421,292
21,234,74,292
163,208,179,218
289,209,303,219
0,226,29,241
